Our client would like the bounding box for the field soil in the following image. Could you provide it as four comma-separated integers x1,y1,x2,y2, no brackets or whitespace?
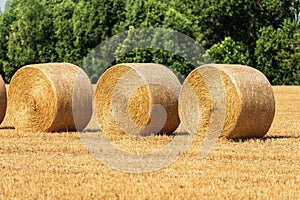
0,86,299,199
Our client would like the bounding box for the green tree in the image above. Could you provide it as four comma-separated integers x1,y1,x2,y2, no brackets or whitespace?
255,0,300,25
113,0,198,78
118,0,148,29
73,0,126,61
0,0,299,84
51,0,78,64
0,0,19,82
207,37,251,66
255,20,300,85
6,0,56,81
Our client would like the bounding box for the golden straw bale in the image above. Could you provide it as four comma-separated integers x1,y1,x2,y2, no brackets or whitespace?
94,63,181,136
8,63,93,132
0,76,7,124
179,64,275,139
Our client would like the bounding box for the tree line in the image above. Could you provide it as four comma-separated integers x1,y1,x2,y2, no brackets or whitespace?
0,0,299,84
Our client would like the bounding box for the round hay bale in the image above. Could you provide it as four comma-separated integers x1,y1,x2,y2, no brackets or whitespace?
0,76,7,124
94,63,181,136
8,63,93,132
179,64,275,139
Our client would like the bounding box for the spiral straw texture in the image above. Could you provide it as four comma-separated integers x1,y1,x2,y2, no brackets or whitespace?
94,63,181,136
8,63,93,132
179,64,275,139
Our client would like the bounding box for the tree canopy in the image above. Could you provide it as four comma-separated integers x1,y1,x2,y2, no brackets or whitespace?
0,0,299,84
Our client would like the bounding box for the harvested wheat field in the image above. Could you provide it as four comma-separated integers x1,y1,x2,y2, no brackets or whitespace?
0,86,299,199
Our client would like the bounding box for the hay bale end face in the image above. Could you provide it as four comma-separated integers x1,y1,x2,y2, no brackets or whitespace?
179,64,275,139
0,76,7,124
94,63,181,136
8,63,93,132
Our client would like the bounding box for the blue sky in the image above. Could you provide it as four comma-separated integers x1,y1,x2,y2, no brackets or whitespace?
0,0,7,12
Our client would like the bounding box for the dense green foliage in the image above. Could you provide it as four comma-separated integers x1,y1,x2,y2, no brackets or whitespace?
255,20,300,84
0,0,299,84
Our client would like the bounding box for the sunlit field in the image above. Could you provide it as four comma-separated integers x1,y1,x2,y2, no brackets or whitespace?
0,86,299,199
